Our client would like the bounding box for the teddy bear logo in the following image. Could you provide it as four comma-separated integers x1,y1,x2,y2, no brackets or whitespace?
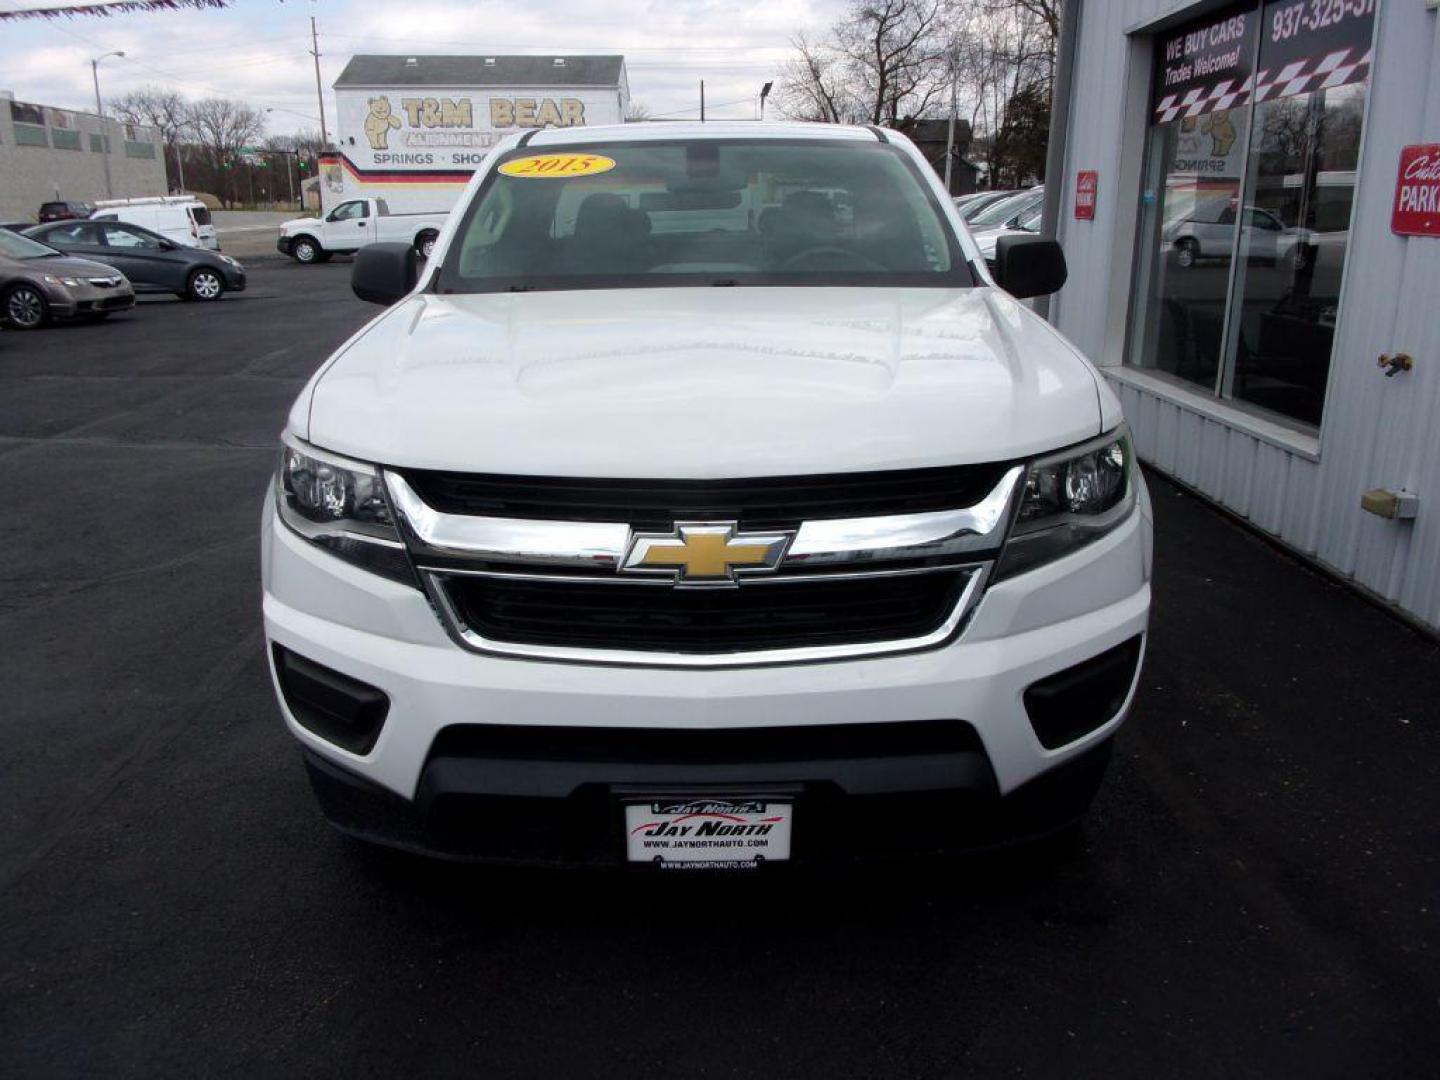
1201,109,1237,158
364,96,402,151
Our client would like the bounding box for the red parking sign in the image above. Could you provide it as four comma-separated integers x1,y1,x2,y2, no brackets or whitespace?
1075,171,1098,221
1392,145,1440,237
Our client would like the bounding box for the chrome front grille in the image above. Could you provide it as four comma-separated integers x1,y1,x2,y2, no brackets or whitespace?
385,465,1021,666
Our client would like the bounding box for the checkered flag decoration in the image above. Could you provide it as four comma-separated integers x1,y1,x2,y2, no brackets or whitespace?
1153,47,1371,124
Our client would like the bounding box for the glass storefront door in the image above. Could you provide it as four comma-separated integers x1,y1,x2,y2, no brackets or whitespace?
1126,0,1375,430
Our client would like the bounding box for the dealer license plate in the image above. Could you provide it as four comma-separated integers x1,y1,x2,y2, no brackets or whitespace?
624,798,793,869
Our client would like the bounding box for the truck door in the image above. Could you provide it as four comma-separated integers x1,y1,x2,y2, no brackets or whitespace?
324,200,372,250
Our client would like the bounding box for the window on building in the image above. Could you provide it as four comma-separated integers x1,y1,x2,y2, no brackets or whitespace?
124,140,156,159
1126,0,1375,429
13,123,48,148
10,100,44,125
89,133,111,153
52,129,82,151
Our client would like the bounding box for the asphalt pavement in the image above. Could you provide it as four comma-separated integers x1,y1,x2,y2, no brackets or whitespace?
1,262,1437,1077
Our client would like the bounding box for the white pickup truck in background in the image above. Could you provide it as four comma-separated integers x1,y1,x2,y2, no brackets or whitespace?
276,198,447,265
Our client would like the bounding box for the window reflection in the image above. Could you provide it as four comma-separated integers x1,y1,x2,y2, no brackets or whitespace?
1224,82,1364,426
1129,107,1251,393
1125,0,1373,430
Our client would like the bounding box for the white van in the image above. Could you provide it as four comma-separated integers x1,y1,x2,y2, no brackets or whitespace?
90,196,218,250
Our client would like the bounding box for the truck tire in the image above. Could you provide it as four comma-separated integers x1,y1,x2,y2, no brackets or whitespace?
416,230,439,260
292,236,321,264
4,283,49,329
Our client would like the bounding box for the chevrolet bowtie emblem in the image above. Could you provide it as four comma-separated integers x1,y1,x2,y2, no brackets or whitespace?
622,522,792,584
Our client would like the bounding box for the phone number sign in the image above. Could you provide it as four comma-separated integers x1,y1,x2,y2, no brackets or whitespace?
1392,145,1440,238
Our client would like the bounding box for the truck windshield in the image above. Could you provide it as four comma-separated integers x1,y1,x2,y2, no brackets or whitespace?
437,138,973,292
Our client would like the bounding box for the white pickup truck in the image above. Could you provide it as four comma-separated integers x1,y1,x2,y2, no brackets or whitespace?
276,197,446,265
262,123,1152,869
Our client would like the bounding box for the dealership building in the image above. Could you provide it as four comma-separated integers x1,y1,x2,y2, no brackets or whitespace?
0,91,167,220
1042,0,1440,632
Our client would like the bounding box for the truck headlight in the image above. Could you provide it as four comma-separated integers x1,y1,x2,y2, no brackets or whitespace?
274,436,416,585
996,427,1135,579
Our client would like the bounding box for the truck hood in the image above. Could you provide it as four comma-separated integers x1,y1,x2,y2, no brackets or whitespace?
281,217,322,235
304,286,1107,477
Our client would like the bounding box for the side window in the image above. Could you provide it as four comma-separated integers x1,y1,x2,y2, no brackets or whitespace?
330,201,367,221
47,223,98,244
103,225,159,249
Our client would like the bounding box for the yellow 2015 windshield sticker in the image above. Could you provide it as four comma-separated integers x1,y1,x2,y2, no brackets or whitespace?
498,153,617,179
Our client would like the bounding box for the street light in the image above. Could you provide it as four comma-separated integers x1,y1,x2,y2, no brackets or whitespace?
91,50,124,198
759,81,773,121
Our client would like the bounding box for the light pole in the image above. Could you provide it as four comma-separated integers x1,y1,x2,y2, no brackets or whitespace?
90,50,125,199
759,80,773,121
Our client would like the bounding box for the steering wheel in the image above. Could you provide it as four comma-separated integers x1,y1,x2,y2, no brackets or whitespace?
780,246,887,273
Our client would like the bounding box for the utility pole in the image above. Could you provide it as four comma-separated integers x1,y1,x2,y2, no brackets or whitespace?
759,80,773,121
90,51,124,198
943,54,958,193
283,150,296,208
700,80,705,123
309,16,329,145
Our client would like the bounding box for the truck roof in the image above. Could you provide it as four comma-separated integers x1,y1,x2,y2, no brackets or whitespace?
519,121,893,148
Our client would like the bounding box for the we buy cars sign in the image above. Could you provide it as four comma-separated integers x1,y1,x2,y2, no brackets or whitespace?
1392,145,1440,237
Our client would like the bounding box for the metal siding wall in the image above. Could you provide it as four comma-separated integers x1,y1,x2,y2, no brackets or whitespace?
1065,0,1440,631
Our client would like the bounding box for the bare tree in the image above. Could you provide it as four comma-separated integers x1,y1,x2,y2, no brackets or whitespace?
185,97,265,207
109,85,190,189
778,1,950,130
623,101,653,122
950,0,1057,185
777,32,850,122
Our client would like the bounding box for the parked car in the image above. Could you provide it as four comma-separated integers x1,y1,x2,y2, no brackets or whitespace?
262,123,1151,868
276,198,447,264
37,201,94,223
956,189,1018,222
0,228,134,329
963,187,1043,234
976,202,1044,269
1162,202,1314,269
90,195,219,250
24,220,245,301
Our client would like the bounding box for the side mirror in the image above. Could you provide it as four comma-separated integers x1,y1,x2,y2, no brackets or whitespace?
993,235,1067,299
352,242,418,305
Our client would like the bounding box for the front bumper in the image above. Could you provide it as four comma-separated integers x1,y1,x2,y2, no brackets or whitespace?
49,282,136,318
275,236,294,256
261,488,1152,864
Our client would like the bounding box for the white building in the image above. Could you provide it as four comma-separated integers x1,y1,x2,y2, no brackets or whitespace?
1044,0,1440,633
323,54,629,214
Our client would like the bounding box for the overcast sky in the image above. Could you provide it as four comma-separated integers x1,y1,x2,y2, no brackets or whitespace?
0,0,850,134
